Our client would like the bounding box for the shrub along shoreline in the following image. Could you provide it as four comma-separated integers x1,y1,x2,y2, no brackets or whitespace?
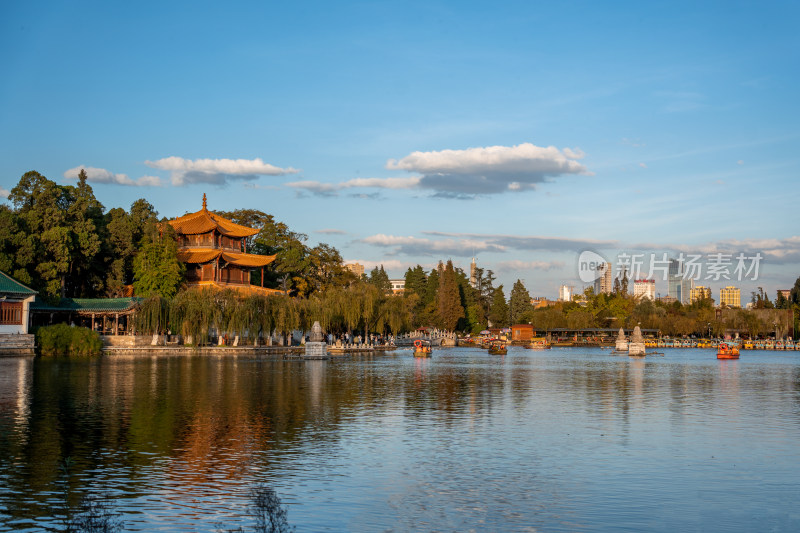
35,324,103,357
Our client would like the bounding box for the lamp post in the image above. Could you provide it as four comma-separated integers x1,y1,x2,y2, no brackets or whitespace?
707,322,711,340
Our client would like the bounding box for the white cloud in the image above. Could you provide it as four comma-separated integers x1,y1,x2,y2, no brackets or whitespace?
639,162,647,168
360,234,506,257
286,176,421,197
146,156,299,186
285,180,339,196
346,259,420,275
495,260,566,272
737,160,744,165
630,236,800,264
385,143,591,195
64,166,162,187
424,232,617,252
0,187,9,199
562,147,585,159
316,228,346,235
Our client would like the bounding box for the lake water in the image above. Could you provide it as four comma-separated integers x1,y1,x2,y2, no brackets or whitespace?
0,347,798,532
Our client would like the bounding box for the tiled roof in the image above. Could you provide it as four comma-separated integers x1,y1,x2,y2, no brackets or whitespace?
169,209,259,238
31,297,142,313
177,249,276,267
0,271,37,295
221,251,276,267
177,249,223,264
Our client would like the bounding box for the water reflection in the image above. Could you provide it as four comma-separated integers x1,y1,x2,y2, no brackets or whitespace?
0,348,798,531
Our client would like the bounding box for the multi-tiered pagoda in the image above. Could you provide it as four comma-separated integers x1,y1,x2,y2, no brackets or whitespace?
169,194,279,293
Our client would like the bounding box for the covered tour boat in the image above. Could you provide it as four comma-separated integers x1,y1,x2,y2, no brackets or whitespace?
413,340,432,357
717,342,740,359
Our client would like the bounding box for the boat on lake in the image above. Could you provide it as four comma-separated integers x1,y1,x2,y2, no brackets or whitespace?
717,342,740,359
413,340,432,357
527,337,551,350
487,342,507,355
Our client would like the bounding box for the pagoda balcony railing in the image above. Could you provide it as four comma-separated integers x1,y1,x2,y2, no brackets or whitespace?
178,243,244,252
186,278,249,286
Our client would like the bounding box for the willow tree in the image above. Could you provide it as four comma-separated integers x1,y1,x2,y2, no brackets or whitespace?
383,293,414,335
135,295,170,335
272,294,300,345
241,293,275,343
169,289,220,345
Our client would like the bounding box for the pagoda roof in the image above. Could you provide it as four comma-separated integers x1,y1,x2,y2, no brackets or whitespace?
0,271,37,296
168,194,260,238
31,297,142,313
178,248,276,268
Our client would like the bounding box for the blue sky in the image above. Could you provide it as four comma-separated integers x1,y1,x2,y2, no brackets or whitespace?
1,1,798,303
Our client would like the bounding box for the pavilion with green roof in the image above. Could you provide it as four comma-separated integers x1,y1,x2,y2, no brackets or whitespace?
0,271,37,335
30,297,142,335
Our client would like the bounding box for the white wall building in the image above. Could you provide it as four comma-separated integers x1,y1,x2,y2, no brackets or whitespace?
558,284,573,302
0,271,37,334
633,279,656,301
389,279,405,295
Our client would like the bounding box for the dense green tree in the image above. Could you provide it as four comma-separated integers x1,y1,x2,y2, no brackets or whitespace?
308,243,355,293
488,286,508,327
0,205,18,275
64,170,105,296
404,266,427,297
790,276,800,305
775,290,789,309
368,265,392,295
133,222,184,298
508,279,533,325
9,171,74,298
436,260,464,331
129,198,158,244
423,267,439,306
530,306,566,332
104,208,135,296
751,287,774,309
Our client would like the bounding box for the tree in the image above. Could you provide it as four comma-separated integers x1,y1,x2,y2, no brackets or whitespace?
488,286,508,327
129,198,158,245
368,265,392,295
64,170,105,297
404,266,427,297
0,204,19,275
776,290,790,309
508,279,533,325
104,208,135,296
436,260,464,331
133,222,184,298
308,243,354,293
789,277,800,305
9,171,74,299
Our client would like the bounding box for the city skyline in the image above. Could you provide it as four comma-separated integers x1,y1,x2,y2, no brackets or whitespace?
1,2,798,297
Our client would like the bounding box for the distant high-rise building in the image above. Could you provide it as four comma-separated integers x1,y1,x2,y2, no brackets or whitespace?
469,257,477,288
633,279,656,300
389,279,405,295
668,259,693,304
720,286,741,308
593,262,613,295
558,284,573,302
690,286,712,303
345,263,364,277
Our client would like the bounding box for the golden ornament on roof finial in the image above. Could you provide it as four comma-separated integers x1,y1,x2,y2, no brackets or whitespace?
202,193,207,210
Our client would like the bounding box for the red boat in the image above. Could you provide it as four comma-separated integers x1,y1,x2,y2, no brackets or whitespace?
717,342,740,359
